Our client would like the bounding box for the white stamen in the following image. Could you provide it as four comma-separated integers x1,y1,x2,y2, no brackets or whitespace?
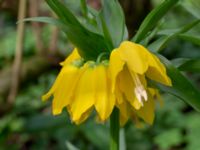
132,73,148,107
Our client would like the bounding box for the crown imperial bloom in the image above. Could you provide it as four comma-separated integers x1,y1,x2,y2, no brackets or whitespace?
109,41,171,125
42,41,171,125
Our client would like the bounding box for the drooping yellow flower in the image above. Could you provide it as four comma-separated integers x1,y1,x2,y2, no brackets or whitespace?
42,49,115,124
42,41,171,125
109,41,171,125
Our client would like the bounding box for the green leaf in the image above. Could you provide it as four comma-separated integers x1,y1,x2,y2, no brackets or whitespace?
148,20,200,52
154,128,183,150
80,0,88,19
171,58,200,72
178,34,200,46
156,55,200,112
79,0,101,34
132,0,179,43
19,17,64,27
65,141,80,150
23,113,70,132
181,0,200,19
99,14,114,50
101,0,128,47
178,59,200,72
45,0,109,60
171,58,190,68
83,7,103,32
80,121,109,150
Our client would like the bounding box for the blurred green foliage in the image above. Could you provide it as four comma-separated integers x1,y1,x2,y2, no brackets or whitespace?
0,0,200,150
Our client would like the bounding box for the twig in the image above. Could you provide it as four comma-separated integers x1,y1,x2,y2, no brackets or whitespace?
7,0,27,103
29,0,44,54
49,12,59,55
49,26,59,55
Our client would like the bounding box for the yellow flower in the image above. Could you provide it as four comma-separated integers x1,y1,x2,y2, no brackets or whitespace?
42,49,115,124
109,41,171,125
42,41,172,125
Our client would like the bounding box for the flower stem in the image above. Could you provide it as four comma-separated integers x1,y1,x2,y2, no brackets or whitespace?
110,107,120,150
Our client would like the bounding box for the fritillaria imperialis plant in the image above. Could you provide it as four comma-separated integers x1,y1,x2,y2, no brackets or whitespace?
24,0,200,149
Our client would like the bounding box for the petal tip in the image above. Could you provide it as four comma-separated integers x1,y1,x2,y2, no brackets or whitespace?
41,93,51,102
52,109,62,115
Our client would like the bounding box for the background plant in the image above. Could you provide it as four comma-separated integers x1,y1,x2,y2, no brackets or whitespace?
0,0,200,149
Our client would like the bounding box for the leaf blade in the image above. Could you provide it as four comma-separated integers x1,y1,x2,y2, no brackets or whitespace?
156,55,200,112
132,0,179,43
178,59,200,72
45,0,109,60
101,0,128,47
148,20,200,52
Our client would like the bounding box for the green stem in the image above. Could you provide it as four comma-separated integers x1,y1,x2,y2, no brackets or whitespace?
110,107,120,150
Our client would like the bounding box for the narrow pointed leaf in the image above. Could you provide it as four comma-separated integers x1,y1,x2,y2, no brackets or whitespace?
79,0,101,34
101,0,128,47
156,55,200,112
178,34,200,46
178,59,200,72
66,141,80,150
45,0,108,60
172,58,200,72
132,0,179,43
171,58,190,68
148,20,200,52
181,0,200,19
99,15,114,50
19,17,64,27
80,0,88,19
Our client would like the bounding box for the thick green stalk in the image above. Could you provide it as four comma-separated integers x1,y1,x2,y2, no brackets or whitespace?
110,107,120,150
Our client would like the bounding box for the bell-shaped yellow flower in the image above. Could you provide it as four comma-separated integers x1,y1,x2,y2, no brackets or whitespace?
42,49,115,124
42,41,171,125
109,41,171,125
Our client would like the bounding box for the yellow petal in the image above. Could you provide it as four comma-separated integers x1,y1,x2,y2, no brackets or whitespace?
51,65,80,115
117,101,130,126
95,64,115,121
130,113,144,128
42,64,78,101
120,114,129,127
115,82,124,105
118,41,149,74
137,73,147,88
42,49,80,102
70,63,95,122
60,48,81,66
73,108,93,125
148,88,164,107
109,49,125,92
118,66,141,110
146,53,172,86
67,105,90,124
42,68,64,102
135,94,155,124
